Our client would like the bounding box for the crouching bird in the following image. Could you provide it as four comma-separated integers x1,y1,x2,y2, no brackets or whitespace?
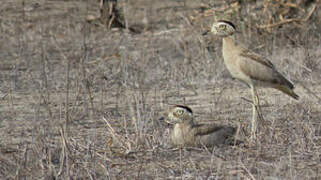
167,105,237,147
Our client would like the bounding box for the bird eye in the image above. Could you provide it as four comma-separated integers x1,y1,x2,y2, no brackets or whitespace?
219,24,226,29
176,109,184,115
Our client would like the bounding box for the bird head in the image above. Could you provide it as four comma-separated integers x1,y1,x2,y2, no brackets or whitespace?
210,20,236,37
167,105,193,124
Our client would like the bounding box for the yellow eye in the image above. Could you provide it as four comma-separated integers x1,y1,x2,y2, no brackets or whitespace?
176,109,184,115
219,25,226,30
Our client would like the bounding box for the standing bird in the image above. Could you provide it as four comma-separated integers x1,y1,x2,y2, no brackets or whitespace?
209,20,299,139
167,105,236,147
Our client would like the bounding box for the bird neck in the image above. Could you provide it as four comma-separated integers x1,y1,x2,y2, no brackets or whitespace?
181,119,194,126
222,36,236,51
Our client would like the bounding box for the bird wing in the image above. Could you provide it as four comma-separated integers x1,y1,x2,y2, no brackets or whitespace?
194,124,235,136
195,124,236,146
240,49,274,68
239,49,294,88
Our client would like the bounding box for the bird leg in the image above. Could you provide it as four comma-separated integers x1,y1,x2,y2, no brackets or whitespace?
252,86,264,121
241,86,264,142
250,85,261,141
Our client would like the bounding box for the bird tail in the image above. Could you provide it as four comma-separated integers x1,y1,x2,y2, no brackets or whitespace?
275,85,299,100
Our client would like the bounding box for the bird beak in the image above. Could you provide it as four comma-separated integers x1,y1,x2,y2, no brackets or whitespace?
202,30,210,36
164,119,175,125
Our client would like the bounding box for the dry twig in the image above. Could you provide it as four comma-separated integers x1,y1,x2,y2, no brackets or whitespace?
257,3,317,29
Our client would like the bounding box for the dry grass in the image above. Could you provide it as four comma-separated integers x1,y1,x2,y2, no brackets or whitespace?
0,0,320,179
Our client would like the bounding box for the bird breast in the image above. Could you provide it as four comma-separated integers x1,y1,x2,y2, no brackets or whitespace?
171,123,195,146
222,38,253,85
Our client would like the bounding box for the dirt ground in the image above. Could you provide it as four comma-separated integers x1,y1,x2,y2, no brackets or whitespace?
0,0,321,179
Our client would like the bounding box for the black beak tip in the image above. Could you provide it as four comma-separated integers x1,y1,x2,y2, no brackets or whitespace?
202,30,210,36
